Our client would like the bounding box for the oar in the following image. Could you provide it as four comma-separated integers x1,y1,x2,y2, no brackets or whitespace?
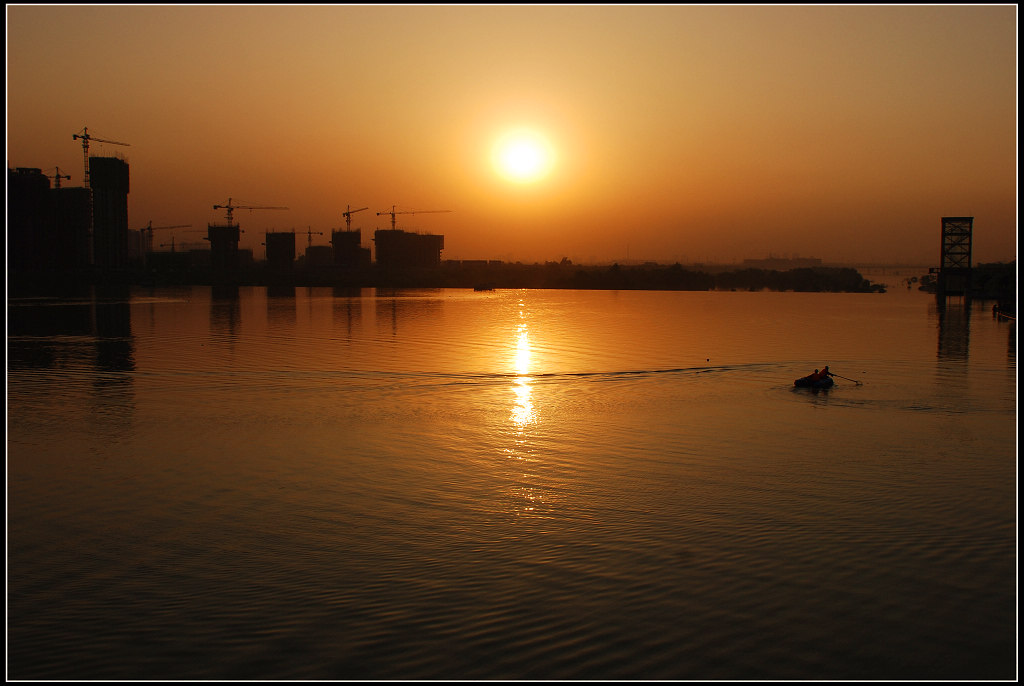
831,372,862,385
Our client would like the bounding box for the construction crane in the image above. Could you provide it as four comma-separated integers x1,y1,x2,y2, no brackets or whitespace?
213,197,289,226
377,205,451,231
305,226,324,249
72,127,129,188
159,231,207,253
138,222,192,253
46,167,71,189
342,205,369,232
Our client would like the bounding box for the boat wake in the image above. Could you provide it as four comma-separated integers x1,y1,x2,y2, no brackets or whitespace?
424,361,776,387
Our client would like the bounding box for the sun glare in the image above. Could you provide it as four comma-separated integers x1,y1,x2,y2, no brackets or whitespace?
493,129,554,184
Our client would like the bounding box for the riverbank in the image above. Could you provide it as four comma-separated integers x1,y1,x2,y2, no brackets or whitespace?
9,262,890,295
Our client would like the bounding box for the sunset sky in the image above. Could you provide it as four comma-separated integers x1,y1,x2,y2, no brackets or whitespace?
6,4,1017,265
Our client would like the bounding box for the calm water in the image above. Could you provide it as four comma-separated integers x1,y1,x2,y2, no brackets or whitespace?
7,281,1017,680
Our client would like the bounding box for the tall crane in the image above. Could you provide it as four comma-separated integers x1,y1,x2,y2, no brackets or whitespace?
377,205,451,231
342,205,369,232
158,230,207,253
305,226,324,249
213,197,289,226
138,222,192,254
71,127,129,266
72,127,130,188
46,167,71,189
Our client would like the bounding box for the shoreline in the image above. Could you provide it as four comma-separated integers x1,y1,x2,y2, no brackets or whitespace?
9,263,893,295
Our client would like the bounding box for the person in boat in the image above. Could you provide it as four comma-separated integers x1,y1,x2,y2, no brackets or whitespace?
806,364,831,380
808,366,832,382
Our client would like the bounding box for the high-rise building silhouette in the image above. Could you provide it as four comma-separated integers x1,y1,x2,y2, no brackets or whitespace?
89,156,130,269
331,229,371,268
374,229,444,269
265,231,296,272
8,167,50,272
51,186,92,272
8,167,92,281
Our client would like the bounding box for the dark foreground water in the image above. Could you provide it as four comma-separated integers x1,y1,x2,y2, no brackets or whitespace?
7,281,1017,680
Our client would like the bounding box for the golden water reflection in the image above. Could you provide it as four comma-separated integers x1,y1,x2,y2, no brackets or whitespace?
512,378,534,427
508,311,540,513
511,319,536,428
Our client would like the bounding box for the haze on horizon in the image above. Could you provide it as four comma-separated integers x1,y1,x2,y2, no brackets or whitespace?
6,5,1018,266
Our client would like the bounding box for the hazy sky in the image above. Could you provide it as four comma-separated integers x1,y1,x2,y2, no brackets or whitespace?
6,4,1018,264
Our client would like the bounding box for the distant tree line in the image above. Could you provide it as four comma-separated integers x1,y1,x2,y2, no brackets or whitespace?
379,261,886,293
11,257,892,294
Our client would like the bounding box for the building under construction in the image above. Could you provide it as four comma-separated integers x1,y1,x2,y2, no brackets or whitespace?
332,229,371,268
90,156,130,269
374,229,444,269
265,231,296,272
8,165,108,282
206,223,242,273
52,186,92,272
205,198,288,276
9,167,55,273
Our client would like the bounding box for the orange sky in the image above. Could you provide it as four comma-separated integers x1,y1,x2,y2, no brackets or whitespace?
6,5,1018,265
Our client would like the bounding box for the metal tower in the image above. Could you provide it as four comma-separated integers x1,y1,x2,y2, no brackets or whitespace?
937,216,973,298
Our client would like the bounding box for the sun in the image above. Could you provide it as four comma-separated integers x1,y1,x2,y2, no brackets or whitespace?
492,128,555,184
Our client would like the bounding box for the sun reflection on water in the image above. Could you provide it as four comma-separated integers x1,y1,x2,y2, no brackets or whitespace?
511,320,536,427
514,323,530,376
512,378,534,427
505,301,549,517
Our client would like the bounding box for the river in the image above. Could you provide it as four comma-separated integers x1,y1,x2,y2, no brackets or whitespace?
6,279,1017,679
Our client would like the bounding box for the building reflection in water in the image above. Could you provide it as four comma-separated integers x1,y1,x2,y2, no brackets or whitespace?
267,285,297,330
90,289,135,443
332,287,364,339
210,285,241,349
8,285,136,441
8,285,135,375
92,286,135,380
936,297,970,362
374,288,443,337
932,297,973,416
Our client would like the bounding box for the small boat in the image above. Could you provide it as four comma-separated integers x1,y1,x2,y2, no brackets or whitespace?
794,375,834,389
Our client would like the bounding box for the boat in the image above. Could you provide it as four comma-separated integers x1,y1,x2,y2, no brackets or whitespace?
794,375,834,389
